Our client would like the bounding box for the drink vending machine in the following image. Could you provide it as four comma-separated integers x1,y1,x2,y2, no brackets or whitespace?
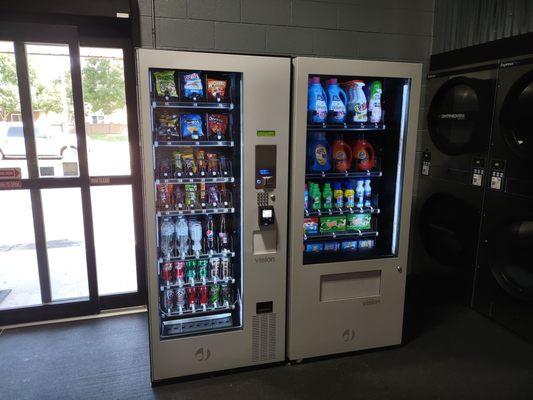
137,49,290,382
287,57,421,360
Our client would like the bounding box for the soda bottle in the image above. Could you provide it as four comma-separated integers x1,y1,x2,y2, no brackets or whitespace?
209,284,221,308
322,183,333,210
163,289,174,313
210,257,220,282
206,215,216,252
174,260,185,286
220,283,231,307
344,181,355,208
219,215,230,252
161,261,173,285
333,182,344,210
186,287,197,312
356,180,365,208
221,257,230,281
364,179,372,207
186,260,196,285
174,287,186,314
198,285,208,311
197,259,208,284
160,218,174,260
175,217,189,258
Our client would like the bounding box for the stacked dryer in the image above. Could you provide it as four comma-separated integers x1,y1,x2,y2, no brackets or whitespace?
411,63,497,305
472,56,533,342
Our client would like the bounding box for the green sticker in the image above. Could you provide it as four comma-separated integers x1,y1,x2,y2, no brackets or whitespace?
257,130,276,137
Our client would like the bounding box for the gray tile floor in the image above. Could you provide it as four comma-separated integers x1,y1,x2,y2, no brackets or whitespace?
1,303,533,399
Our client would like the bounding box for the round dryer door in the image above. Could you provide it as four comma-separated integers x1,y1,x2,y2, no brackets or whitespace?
500,70,533,159
489,220,533,301
419,193,479,268
428,77,489,155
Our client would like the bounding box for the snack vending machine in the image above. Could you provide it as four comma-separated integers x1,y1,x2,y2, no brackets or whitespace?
136,49,290,382
287,57,421,360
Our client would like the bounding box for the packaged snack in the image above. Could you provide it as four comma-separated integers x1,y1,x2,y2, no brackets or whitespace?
359,239,375,250
305,243,324,253
347,213,372,231
157,111,179,140
324,241,340,252
153,71,178,98
319,216,347,233
196,150,207,176
208,185,220,206
207,153,219,176
207,114,229,140
158,184,174,210
207,79,228,102
174,186,185,209
172,151,184,177
180,114,203,139
181,72,203,100
159,159,171,178
184,184,197,209
341,241,358,251
181,148,197,176
303,217,319,235
199,183,207,207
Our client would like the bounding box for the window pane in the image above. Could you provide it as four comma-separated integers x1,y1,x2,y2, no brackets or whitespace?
91,185,137,295
0,41,30,179
41,188,89,301
0,190,41,309
81,47,131,176
26,44,80,178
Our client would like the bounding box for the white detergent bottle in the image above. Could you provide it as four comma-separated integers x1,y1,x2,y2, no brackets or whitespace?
353,81,368,123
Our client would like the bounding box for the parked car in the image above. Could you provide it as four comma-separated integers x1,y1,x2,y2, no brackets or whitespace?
0,122,79,160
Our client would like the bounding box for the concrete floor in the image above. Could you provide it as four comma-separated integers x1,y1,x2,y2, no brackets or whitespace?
1,298,532,400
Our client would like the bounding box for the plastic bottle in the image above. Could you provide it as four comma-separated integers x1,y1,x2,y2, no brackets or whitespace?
311,183,322,211
206,215,215,252
368,81,382,123
333,182,344,210
364,179,372,207
325,78,348,124
160,218,175,259
175,217,189,258
307,132,331,172
344,181,355,208
353,81,368,123
356,180,365,208
304,183,309,211
322,183,333,210
219,215,230,252
308,77,328,124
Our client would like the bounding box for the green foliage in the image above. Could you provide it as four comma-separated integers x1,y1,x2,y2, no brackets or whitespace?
81,57,125,116
0,54,20,121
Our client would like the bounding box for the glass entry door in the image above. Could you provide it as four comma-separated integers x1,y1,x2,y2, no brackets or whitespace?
0,23,145,325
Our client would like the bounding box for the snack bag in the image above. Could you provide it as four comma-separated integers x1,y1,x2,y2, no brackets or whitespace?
196,150,207,176
181,148,197,176
184,184,198,209
319,216,347,233
207,114,229,140
180,114,204,139
207,79,228,102
172,151,184,177
158,184,174,210
303,217,319,235
153,71,178,98
207,153,219,176
157,111,179,140
181,72,203,100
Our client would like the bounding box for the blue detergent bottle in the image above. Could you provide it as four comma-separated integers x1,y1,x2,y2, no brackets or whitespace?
308,77,328,124
307,132,331,172
326,78,348,124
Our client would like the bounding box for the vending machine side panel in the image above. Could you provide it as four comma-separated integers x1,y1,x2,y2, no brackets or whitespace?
287,57,421,360
137,49,290,382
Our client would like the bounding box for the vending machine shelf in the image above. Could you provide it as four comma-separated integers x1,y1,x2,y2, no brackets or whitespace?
305,171,382,179
307,123,386,132
305,207,380,217
152,100,235,110
304,230,379,241
154,140,234,148
156,177,235,184
160,277,236,291
158,251,236,263
157,207,235,216
162,303,236,318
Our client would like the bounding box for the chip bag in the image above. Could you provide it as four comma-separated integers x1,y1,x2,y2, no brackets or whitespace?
153,71,178,98
207,114,229,140
181,72,203,100
207,79,228,102
180,114,204,139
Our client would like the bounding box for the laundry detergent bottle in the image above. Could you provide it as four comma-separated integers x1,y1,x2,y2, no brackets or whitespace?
352,80,368,123
368,81,382,123
307,132,331,172
326,78,348,124
308,77,328,124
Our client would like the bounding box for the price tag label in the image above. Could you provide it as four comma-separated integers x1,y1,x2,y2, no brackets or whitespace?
421,152,431,176
471,158,485,187
489,159,506,191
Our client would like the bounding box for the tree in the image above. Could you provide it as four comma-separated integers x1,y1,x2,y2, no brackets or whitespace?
0,54,20,121
0,53,63,121
81,57,125,116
